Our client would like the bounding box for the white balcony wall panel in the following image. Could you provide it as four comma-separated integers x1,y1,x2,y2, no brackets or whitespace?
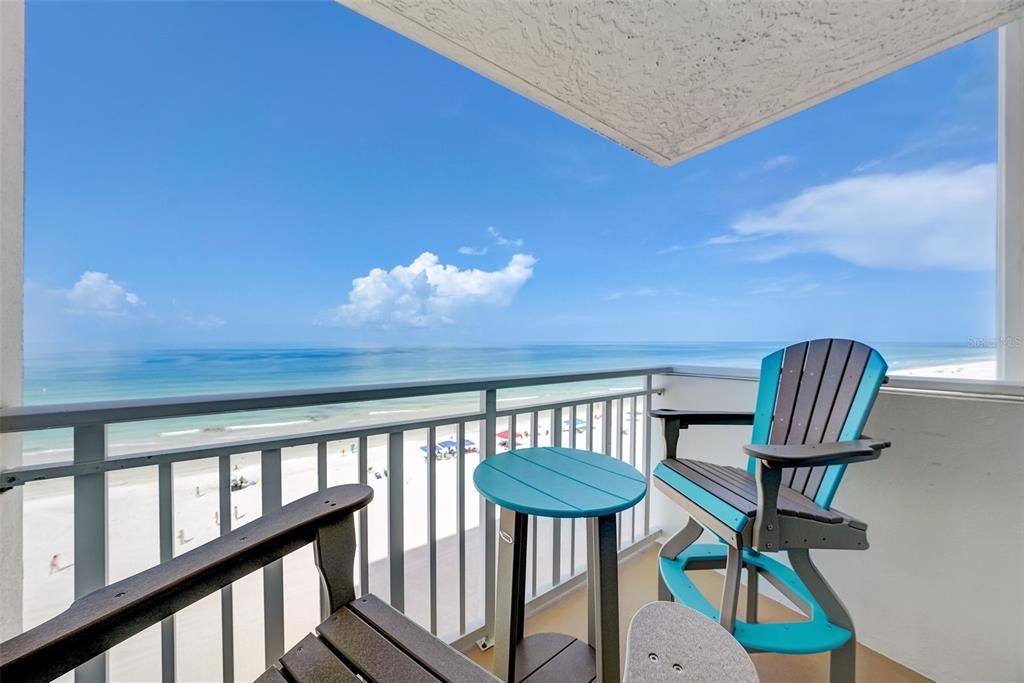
999,19,1024,382
0,0,25,643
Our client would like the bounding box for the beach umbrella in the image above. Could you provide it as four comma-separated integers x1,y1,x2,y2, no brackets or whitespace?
497,430,524,440
563,418,586,427
463,439,476,447
438,440,458,449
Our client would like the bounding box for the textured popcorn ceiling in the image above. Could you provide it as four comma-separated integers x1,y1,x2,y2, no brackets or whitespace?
338,0,1024,166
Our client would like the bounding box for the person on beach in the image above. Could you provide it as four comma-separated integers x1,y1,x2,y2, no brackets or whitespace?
177,529,193,545
48,554,72,573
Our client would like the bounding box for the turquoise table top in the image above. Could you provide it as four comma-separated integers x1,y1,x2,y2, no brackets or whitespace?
473,447,647,518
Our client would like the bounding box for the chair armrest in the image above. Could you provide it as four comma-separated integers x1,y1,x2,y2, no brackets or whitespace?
0,484,373,683
650,410,755,427
743,438,891,468
653,411,755,460
747,440,888,551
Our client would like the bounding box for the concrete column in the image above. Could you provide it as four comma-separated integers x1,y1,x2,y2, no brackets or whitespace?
998,19,1024,382
0,0,25,641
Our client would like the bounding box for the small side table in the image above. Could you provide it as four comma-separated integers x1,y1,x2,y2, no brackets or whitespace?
474,447,647,683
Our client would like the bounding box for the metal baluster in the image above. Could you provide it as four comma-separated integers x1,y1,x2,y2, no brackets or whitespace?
317,442,328,618
570,405,577,575
644,376,654,536
427,427,438,634
530,411,538,597
587,403,594,452
586,404,595,578
617,398,624,548
617,396,624,461
388,432,405,611
603,399,613,455
614,397,622,548
261,448,284,668
457,422,467,635
218,456,234,683
481,388,497,648
510,413,517,450
73,424,107,683
552,407,562,585
630,397,637,544
317,442,327,491
158,462,175,683
358,436,369,597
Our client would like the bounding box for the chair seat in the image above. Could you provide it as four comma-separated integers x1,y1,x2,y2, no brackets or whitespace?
624,601,758,682
258,594,497,683
655,459,863,530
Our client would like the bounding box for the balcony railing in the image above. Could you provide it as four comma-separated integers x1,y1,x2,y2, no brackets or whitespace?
0,366,669,682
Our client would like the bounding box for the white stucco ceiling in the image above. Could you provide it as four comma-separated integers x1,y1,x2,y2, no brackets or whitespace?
338,0,1024,166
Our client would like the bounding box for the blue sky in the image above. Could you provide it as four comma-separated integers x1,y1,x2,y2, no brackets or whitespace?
24,1,998,350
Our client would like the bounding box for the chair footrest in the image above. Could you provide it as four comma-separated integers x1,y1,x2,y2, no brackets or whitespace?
659,544,852,655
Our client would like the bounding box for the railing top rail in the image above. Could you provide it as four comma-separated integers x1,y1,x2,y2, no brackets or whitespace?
0,366,672,433
0,386,661,489
666,364,1024,399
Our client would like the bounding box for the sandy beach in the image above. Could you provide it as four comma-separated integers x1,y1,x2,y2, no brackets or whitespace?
21,405,648,682
892,360,996,379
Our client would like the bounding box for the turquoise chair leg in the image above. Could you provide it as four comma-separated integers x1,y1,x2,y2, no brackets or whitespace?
790,549,855,683
658,517,703,601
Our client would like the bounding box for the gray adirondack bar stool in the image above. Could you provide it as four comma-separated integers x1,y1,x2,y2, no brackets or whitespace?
652,339,891,683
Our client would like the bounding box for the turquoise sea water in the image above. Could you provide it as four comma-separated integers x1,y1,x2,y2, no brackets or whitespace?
21,343,993,461
23,342,994,404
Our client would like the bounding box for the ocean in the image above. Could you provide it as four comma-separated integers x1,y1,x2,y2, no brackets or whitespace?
21,342,993,462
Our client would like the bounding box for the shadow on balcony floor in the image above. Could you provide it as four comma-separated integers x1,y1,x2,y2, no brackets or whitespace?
466,542,931,682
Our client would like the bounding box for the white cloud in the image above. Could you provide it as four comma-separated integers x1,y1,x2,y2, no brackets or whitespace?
327,252,536,327
749,277,829,297
853,124,982,174
656,244,684,255
759,154,796,172
180,312,226,329
65,272,141,317
709,163,995,271
606,286,682,300
739,154,796,177
488,226,524,248
459,226,523,256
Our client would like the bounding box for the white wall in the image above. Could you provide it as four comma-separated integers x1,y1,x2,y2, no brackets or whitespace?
650,373,1024,683
0,0,24,642
998,19,1024,382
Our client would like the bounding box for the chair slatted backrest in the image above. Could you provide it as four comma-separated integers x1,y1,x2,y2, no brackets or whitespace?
746,339,888,508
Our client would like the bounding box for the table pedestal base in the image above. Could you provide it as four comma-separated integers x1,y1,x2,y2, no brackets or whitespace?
511,633,596,683
494,509,619,682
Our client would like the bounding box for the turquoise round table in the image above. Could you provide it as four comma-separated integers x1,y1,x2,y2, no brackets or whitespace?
474,447,647,683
